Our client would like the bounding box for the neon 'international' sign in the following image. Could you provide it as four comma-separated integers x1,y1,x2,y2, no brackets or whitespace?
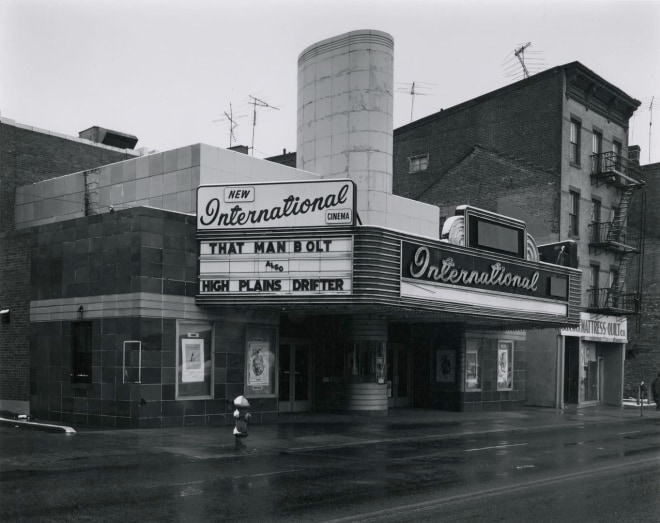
409,246,539,292
401,241,568,301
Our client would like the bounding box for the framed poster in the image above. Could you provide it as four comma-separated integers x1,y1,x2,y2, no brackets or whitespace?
465,339,481,391
497,340,513,390
176,322,213,399
247,341,270,387
436,350,456,383
182,338,204,383
244,326,277,397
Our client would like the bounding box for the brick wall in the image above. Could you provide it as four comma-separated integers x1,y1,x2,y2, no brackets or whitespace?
393,69,564,201
625,163,660,396
0,121,135,408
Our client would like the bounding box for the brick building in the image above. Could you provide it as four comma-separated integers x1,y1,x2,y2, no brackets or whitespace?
0,118,139,415
393,62,645,408
626,162,660,397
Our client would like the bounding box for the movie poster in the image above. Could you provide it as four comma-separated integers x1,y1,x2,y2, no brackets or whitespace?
182,338,204,383
247,341,270,387
436,350,456,383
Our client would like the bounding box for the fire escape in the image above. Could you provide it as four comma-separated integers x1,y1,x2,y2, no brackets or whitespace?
588,151,646,316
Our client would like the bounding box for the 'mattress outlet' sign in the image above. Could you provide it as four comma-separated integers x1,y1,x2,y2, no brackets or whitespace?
197,179,356,230
401,241,569,317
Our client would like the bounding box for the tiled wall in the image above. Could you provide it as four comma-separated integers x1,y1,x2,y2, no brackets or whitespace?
28,206,278,428
15,144,316,230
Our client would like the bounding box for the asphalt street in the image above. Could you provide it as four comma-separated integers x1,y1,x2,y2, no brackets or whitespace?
1,406,659,522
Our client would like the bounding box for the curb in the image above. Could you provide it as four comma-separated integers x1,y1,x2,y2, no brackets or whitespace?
0,417,76,435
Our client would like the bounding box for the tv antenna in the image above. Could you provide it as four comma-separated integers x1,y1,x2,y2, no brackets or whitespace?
650,96,654,163
248,95,279,156
395,81,436,122
212,103,246,148
514,42,532,78
502,42,546,82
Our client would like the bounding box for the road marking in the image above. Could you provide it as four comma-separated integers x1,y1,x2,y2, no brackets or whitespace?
324,455,660,523
618,430,641,435
465,442,528,452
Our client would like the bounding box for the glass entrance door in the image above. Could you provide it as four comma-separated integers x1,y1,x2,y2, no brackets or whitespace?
279,342,311,412
387,344,410,408
564,337,579,404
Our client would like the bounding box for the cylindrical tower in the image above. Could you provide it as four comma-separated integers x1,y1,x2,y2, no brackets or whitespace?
297,30,394,199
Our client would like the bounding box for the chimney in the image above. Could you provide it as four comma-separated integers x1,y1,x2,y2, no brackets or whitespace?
228,145,249,155
628,145,641,166
79,126,138,149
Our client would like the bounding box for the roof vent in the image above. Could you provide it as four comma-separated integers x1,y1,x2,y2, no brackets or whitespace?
79,126,138,149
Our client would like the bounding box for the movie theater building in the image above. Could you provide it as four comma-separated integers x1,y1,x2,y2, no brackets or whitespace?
16,30,580,427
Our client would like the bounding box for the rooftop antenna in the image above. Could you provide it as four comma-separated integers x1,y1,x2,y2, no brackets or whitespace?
502,42,545,82
514,42,532,79
248,95,279,156
650,96,654,164
212,103,246,148
395,81,436,122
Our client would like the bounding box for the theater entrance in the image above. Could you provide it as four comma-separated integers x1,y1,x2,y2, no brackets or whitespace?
279,341,311,412
387,344,410,407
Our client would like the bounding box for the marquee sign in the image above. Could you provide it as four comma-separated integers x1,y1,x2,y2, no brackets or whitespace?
199,237,353,295
197,179,356,230
401,241,569,316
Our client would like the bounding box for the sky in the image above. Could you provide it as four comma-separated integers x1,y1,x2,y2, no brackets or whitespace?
1,0,659,163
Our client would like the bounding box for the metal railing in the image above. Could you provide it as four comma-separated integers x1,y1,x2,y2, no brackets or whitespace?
586,288,640,314
591,151,627,176
590,152,645,186
588,221,640,250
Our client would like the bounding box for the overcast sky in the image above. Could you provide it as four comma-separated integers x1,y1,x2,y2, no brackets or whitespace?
2,0,659,163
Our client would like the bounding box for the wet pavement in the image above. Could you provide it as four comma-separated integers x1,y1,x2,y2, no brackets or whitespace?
2,403,658,457
1,405,659,522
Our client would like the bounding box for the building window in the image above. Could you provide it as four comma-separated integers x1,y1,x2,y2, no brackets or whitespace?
590,264,600,307
409,154,429,173
569,191,580,237
465,339,481,391
497,340,514,391
570,119,581,165
612,140,622,170
591,199,601,242
71,321,92,384
610,268,620,307
591,130,603,172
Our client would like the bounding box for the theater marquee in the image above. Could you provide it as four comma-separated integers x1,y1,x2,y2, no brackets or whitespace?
199,237,353,295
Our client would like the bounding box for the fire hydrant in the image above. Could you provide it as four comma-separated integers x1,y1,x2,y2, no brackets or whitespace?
232,395,251,438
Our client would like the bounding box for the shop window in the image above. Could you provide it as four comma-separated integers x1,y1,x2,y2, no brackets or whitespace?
177,321,213,399
465,339,481,391
71,321,92,384
570,119,581,165
497,340,514,391
408,154,429,173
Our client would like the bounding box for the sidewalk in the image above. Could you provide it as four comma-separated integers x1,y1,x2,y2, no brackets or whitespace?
2,404,657,457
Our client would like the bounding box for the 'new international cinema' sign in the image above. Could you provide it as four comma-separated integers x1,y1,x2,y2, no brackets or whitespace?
196,180,356,296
